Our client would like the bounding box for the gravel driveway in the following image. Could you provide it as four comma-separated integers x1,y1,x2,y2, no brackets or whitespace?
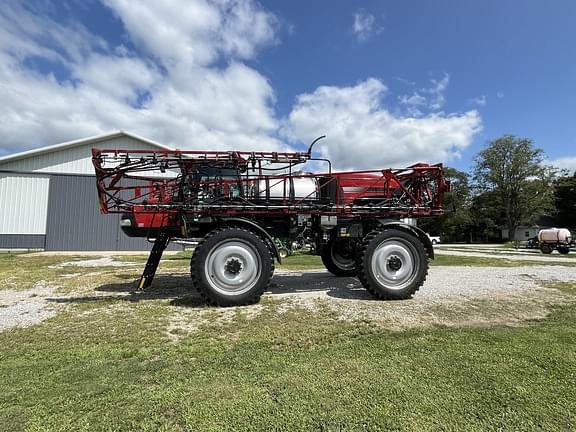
2,265,575,333
264,265,575,329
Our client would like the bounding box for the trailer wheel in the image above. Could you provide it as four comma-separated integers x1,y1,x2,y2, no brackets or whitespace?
540,244,553,254
278,247,290,259
191,228,274,306
357,229,428,300
558,246,570,255
321,239,357,277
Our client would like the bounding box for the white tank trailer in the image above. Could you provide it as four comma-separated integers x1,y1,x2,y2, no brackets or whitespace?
537,228,572,255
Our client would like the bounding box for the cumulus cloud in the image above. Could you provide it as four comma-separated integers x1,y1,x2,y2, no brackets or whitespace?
352,10,383,43
548,156,576,175
284,78,482,170
0,0,282,153
0,1,483,170
102,0,278,71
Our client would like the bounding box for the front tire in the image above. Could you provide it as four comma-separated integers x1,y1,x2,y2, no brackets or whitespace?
558,246,570,255
540,244,553,254
357,229,428,300
191,228,274,306
321,239,357,277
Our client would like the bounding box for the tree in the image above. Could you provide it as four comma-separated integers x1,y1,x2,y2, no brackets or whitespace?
553,171,576,228
418,167,472,241
473,135,556,240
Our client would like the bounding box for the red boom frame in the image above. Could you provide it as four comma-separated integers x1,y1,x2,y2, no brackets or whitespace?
92,148,449,219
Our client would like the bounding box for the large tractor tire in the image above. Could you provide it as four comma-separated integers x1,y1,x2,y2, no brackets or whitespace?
191,228,274,306
357,229,428,300
321,239,357,277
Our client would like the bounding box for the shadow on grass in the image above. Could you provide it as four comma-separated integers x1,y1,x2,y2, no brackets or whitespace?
47,271,375,308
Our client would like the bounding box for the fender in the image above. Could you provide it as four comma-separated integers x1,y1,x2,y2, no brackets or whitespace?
375,219,434,259
220,217,282,263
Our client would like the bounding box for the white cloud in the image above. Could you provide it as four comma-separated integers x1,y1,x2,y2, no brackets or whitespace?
102,0,278,70
397,73,450,115
352,11,383,43
0,0,283,154
284,78,482,170
425,73,450,110
469,95,487,106
0,1,483,171
548,156,576,174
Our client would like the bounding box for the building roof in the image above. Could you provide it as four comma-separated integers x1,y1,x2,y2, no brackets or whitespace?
0,131,174,165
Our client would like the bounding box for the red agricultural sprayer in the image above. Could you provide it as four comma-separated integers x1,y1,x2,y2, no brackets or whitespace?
92,137,449,306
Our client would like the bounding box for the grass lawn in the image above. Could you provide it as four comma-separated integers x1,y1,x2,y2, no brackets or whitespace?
0,253,575,431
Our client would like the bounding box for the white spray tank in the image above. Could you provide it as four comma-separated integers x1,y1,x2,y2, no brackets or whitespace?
257,174,318,201
538,228,572,244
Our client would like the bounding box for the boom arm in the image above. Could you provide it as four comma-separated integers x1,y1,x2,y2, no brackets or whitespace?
92,148,449,218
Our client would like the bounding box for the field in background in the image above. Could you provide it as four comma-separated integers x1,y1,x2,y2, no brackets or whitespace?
0,251,575,431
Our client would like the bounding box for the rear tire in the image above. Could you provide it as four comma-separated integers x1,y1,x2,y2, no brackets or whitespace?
191,228,274,306
357,229,428,300
321,239,357,276
558,246,570,255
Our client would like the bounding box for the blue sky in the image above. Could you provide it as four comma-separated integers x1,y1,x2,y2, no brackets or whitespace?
0,0,575,173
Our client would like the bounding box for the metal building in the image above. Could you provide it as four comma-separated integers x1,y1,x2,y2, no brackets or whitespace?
0,131,176,251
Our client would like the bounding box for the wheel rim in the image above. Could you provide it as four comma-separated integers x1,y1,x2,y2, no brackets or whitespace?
205,240,262,296
331,243,355,271
370,239,419,290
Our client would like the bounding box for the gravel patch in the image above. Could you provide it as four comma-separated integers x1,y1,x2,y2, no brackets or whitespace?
0,281,60,331
50,257,138,268
2,265,574,334
152,266,576,337
266,266,576,329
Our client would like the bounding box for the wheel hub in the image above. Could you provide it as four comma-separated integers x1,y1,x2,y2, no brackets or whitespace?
387,255,402,271
224,258,243,275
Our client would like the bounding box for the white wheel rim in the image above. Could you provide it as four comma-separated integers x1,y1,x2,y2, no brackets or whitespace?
370,239,419,290
205,240,262,296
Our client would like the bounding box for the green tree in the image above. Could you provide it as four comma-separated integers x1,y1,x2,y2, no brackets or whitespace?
473,135,555,240
553,171,576,228
418,167,472,241
469,190,505,242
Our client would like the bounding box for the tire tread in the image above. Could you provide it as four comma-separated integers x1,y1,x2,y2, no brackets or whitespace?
356,228,428,300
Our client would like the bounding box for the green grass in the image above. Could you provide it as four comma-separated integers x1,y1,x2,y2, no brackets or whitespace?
277,253,324,270
1,254,576,430
432,254,576,267
1,291,576,431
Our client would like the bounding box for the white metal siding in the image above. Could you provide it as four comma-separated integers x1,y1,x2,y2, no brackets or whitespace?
0,137,167,175
0,174,50,234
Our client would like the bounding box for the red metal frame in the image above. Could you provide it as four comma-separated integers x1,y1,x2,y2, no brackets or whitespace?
92,148,449,219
